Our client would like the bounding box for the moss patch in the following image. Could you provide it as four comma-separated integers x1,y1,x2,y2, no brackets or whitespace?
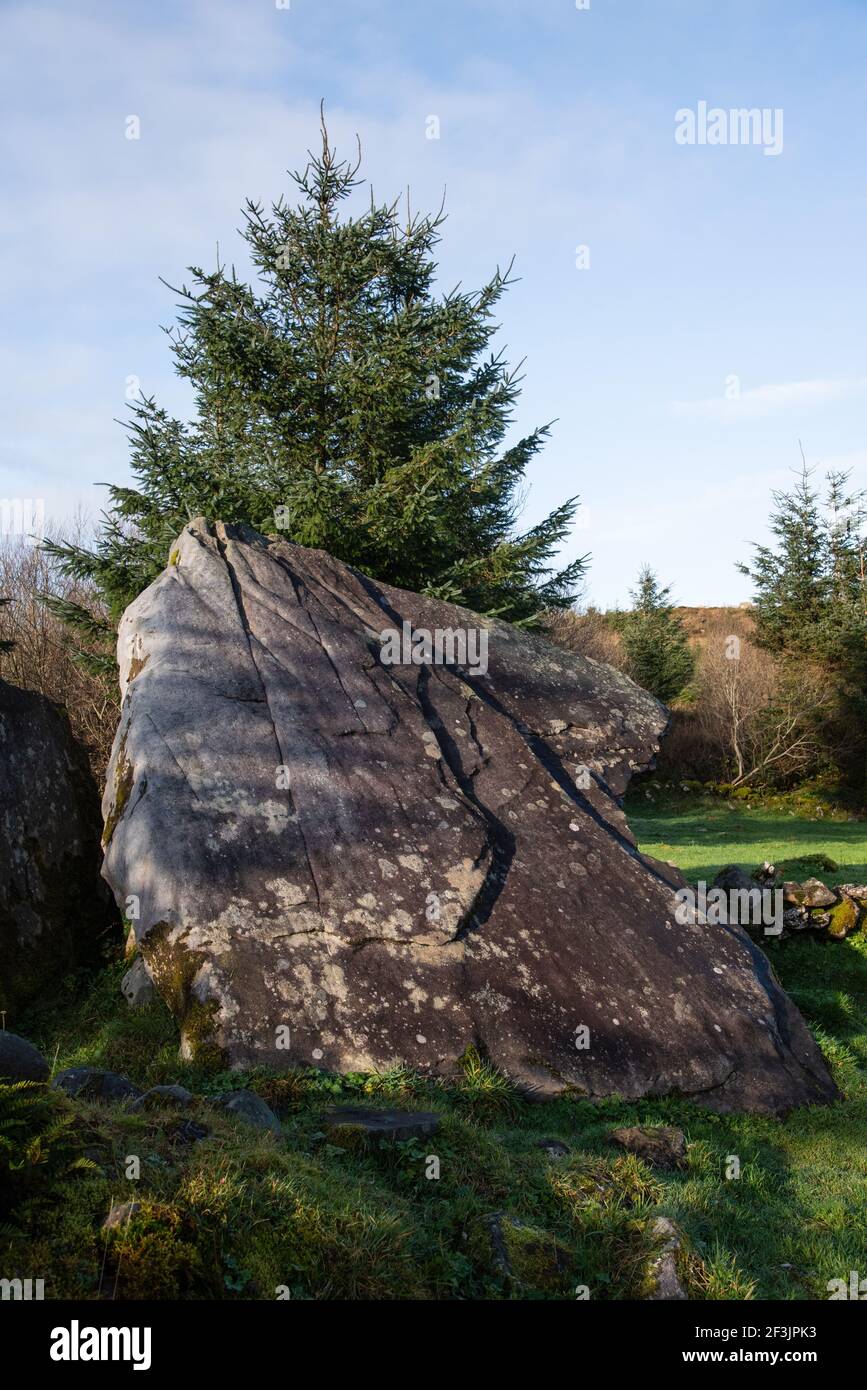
102,733,134,848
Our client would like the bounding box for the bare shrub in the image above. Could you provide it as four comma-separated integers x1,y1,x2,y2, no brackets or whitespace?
693,617,831,787
0,519,117,781
544,607,628,672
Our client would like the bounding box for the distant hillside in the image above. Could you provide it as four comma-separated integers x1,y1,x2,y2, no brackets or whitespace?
672,605,754,646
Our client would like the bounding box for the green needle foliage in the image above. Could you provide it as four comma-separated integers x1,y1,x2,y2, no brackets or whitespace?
44,111,586,652
739,463,867,795
621,566,694,704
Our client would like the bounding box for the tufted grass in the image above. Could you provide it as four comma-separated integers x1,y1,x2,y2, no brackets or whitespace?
5,789,865,1301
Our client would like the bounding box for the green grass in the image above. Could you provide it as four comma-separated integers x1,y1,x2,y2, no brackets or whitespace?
625,784,867,887
3,789,866,1300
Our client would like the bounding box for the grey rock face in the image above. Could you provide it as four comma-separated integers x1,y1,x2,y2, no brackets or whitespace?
100,519,836,1114
0,1031,49,1083
0,679,119,1014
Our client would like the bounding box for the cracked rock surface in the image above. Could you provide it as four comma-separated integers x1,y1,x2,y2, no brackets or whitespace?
101,520,837,1113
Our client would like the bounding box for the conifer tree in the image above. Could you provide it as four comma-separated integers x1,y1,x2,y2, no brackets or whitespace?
739,462,867,793
44,111,585,655
621,566,694,703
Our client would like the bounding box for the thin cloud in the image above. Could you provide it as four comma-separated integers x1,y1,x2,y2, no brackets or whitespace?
671,378,867,422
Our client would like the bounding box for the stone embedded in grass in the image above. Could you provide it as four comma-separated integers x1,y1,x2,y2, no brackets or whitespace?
214,1088,281,1135
52,1067,143,1105
324,1106,441,1144
610,1125,687,1171
536,1138,570,1161
471,1211,570,1291
0,1031,49,1084
168,1119,209,1145
644,1217,688,1300
131,1084,194,1111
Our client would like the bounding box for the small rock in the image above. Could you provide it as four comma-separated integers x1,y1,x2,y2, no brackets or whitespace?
826,896,860,940
121,958,156,1008
168,1118,209,1145
712,864,759,894
610,1125,687,1171
474,1211,569,1289
537,1138,570,1160
783,907,811,932
645,1217,688,1300
324,1106,441,1144
131,1084,194,1111
0,1031,49,1084
52,1067,143,1105
840,884,867,905
102,1201,142,1232
801,878,837,909
782,881,805,907
215,1089,281,1135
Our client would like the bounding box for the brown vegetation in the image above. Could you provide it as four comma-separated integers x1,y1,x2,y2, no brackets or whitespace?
0,525,117,781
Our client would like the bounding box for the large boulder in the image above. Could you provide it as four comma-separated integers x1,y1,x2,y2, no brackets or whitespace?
100,520,836,1114
0,1031,49,1083
0,679,119,1015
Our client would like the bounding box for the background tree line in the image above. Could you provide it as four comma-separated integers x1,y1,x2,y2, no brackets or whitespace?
1,118,864,800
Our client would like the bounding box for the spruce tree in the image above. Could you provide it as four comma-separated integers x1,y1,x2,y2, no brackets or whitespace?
739,462,867,794
44,111,585,654
621,566,694,703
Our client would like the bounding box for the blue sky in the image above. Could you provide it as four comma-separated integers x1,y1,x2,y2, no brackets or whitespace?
1,0,865,607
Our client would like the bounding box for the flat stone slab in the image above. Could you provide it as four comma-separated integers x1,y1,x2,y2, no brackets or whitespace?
324,1106,440,1143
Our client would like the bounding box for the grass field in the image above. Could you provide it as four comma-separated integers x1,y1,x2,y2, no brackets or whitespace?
3,792,866,1301
625,784,867,888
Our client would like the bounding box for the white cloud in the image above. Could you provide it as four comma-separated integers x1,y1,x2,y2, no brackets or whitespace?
671,377,867,422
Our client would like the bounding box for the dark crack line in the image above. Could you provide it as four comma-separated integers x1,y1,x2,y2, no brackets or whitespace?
454,668,682,895
416,664,514,942
352,568,676,906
